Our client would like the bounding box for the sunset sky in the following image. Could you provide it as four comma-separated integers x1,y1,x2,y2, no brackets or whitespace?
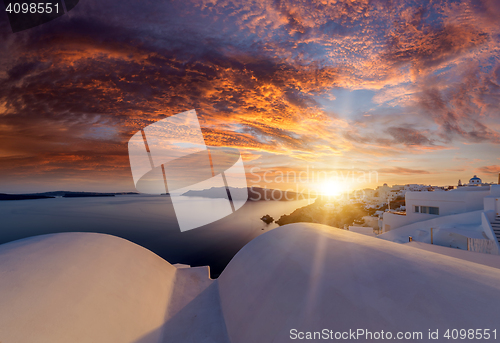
0,0,499,193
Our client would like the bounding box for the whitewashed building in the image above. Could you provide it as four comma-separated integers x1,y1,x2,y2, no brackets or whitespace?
381,176,500,254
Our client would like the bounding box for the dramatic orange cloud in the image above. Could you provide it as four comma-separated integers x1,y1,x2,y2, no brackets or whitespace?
0,0,499,192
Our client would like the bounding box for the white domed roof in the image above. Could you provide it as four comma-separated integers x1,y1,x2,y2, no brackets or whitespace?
0,232,226,343
218,223,500,343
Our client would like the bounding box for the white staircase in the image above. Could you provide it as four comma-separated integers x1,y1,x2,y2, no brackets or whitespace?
492,216,500,244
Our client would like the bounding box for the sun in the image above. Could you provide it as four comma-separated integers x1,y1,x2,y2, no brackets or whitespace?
320,181,345,197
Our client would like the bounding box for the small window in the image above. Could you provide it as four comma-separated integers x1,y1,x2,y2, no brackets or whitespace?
420,206,439,215
429,207,439,215
414,206,419,213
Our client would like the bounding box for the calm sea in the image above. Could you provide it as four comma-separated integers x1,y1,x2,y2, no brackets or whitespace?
0,195,310,277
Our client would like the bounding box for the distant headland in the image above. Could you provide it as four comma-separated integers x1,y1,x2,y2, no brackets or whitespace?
0,191,139,201
182,186,314,201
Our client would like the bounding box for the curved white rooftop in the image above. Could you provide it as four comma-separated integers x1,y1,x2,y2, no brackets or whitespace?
0,232,227,343
218,223,500,343
2,225,500,342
